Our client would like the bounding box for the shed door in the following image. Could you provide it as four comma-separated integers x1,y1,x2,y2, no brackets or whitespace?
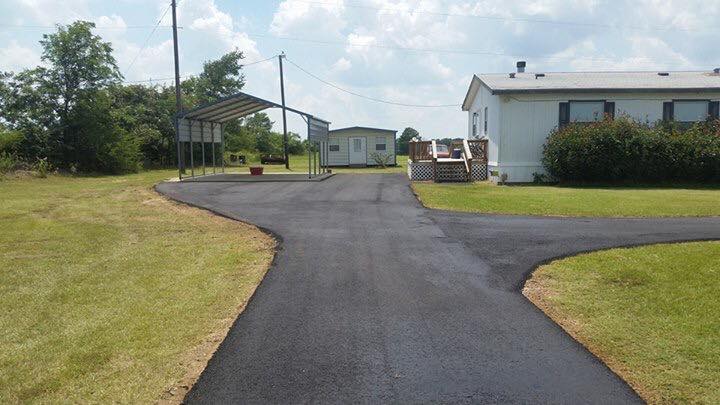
348,137,366,165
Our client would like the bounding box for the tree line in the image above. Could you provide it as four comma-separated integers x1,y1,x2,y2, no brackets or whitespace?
0,21,306,174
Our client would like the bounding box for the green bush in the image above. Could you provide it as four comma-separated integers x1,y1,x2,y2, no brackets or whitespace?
101,131,142,174
0,128,25,154
369,152,393,168
35,157,50,178
543,117,720,182
0,152,19,173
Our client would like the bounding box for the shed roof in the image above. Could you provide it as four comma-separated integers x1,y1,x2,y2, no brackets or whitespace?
329,126,397,134
180,91,329,124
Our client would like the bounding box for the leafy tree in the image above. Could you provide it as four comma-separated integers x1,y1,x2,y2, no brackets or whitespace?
287,132,305,155
397,127,420,154
182,50,245,106
110,84,175,166
2,21,126,171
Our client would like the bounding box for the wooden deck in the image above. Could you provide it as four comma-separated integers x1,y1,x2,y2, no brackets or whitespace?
408,139,488,182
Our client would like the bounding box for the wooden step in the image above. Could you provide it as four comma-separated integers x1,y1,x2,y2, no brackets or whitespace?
435,161,469,182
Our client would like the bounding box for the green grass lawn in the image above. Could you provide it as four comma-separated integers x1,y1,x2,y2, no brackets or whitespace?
412,182,720,217
524,241,720,404
0,170,275,403
220,154,408,174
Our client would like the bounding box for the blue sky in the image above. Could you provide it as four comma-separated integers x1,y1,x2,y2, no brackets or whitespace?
1,0,719,137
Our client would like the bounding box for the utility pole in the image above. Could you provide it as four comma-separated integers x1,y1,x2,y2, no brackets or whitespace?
279,52,290,169
171,0,184,176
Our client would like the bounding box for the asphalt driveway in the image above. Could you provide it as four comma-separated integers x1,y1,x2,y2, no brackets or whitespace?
156,174,720,404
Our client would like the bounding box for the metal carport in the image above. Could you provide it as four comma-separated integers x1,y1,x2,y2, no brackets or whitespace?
175,91,330,180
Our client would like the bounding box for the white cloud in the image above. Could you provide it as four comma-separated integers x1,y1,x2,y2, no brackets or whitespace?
96,15,126,30
549,36,693,71
331,57,352,72
0,40,40,72
182,0,260,57
270,0,346,38
17,0,91,24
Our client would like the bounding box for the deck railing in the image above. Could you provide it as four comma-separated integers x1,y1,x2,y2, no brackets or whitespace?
467,139,488,163
408,139,433,162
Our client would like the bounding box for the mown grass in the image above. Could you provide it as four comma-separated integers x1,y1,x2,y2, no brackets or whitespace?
219,154,408,174
0,170,275,403
412,182,720,217
524,241,720,404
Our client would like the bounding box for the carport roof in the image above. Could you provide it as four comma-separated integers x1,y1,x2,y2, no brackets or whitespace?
179,91,330,124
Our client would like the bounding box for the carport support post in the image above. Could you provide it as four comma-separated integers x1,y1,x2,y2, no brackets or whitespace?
211,122,216,174
220,124,225,173
189,120,195,177
307,119,312,178
200,121,206,175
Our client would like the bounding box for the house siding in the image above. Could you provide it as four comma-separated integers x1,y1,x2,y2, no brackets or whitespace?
467,90,720,182
324,128,397,166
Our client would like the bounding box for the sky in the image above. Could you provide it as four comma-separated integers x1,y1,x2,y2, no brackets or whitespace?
1,0,719,137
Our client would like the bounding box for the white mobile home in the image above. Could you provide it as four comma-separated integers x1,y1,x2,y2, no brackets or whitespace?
322,126,397,167
462,63,720,182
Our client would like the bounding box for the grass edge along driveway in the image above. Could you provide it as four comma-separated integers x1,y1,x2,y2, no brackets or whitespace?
524,241,720,404
412,182,720,217
0,170,275,403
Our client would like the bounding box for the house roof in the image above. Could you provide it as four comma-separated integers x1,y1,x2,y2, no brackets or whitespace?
330,126,397,134
462,70,720,110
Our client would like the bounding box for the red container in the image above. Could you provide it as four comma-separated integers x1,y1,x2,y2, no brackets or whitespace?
250,166,264,175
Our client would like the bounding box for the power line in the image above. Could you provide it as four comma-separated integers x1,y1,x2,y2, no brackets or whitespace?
288,0,717,33
0,24,177,30
122,54,277,84
245,32,705,67
284,57,459,108
123,3,172,76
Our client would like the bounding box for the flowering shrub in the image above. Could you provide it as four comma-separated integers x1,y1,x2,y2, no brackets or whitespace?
542,117,720,182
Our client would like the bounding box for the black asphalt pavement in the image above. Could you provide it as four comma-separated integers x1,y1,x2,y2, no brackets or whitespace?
156,174,720,404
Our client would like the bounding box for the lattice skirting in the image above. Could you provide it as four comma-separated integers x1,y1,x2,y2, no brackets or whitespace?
471,161,487,181
436,163,466,182
408,161,488,181
408,161,434,180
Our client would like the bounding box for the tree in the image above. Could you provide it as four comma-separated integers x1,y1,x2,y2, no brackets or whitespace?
2,21,125,171
182,50,245,106
397,127,420,154
110,84,175,166
287,132,305,155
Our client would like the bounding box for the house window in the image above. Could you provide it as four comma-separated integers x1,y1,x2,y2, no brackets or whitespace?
328,143,339,152
569,101,604,122
483,106,488,134
375,136,386,151
472,112,479,137
674,101,708,123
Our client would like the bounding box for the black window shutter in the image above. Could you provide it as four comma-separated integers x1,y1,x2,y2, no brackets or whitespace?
663,101,674,121
559,102,570,127
604,101,615,120
710,101,720,119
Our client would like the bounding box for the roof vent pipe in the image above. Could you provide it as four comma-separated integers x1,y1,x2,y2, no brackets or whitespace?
714,67,720,74
509,72,516,78
516,61,526,73
535,73,545,79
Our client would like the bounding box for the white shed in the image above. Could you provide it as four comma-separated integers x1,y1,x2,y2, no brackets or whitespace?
321,126,397,167
462,64,720,182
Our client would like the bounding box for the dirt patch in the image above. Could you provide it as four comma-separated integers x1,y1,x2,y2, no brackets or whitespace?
152,192,276,404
